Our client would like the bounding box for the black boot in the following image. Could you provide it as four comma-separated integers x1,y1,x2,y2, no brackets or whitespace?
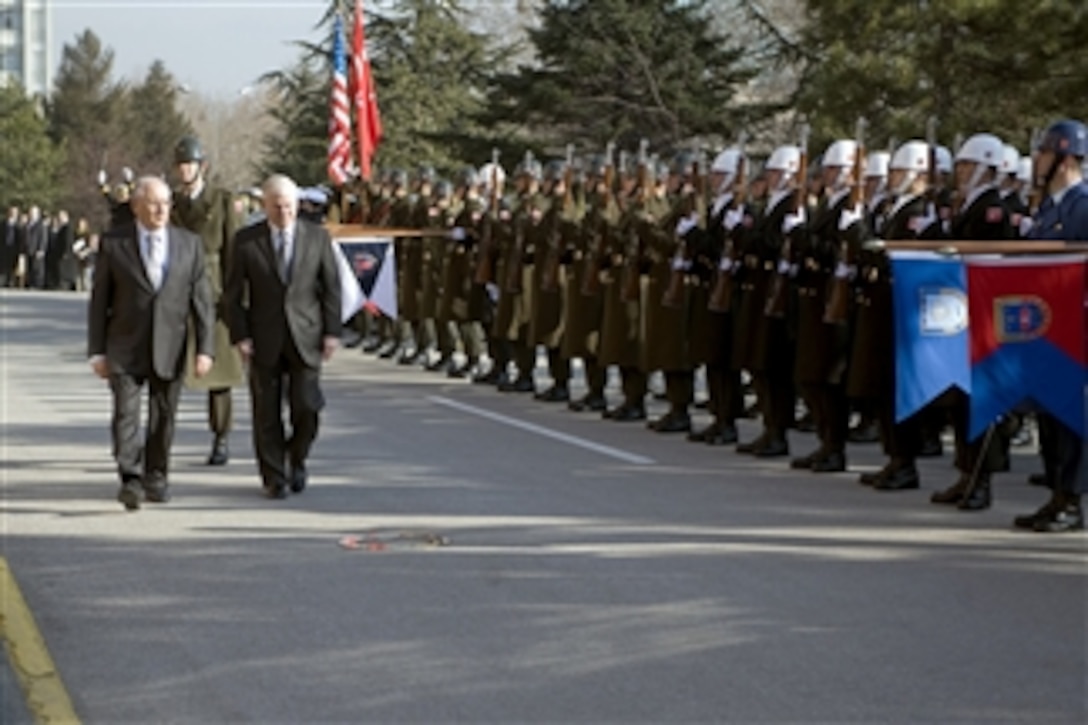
1015,492,1084,532
207,435,229,466
957,474,992,511
569,393,607,413
811,451,847,473
873,460,919,491
931,474,970,504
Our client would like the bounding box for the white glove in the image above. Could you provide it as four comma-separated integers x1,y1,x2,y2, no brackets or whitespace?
838,204,863,231
121,166,134,183
96,170,107,185
450,227,466,242
909,204,938,235
675,213,699,237
1019,216,1034,236
719,257,735,273
485,283,500,303
723,208,744,231
782,210,805,234
671,255,691,271
834,261,856,280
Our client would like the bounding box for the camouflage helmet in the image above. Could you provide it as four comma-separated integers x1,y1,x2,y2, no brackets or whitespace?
670,150,700,177
416,164,437,185
173,135,205,164
455,166,478,188
389,168,409,188
543,159,567,183
434,179,454,199
585,154,608,178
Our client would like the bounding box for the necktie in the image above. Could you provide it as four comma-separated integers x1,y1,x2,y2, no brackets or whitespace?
277,230,290,283
147,233,165,290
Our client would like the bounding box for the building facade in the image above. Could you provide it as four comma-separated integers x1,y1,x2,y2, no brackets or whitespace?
0,0,51,97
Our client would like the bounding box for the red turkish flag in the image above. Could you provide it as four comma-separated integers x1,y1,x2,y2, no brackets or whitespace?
351,0,383,181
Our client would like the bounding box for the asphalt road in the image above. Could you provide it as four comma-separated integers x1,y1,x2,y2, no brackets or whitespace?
1,290,1085,724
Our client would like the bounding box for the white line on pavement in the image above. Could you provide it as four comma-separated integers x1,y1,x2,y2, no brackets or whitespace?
428,396,656,466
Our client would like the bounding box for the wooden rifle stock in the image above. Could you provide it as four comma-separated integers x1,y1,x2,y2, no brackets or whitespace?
766,126,809,318
663,155,703,309
708,143,748,313
541,145,576,292
580,143,615,297
824,118,867,324
473,149,502,285
622,140,650,302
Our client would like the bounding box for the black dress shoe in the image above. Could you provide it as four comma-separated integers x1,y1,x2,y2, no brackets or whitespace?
706,425,739,446
790,449,822,470
754,438,789,457
143,480,171,503
793,413,816,433
397,350,422,366
473,368,501,385
569,393,607,413
342,332,364,348
930,474,969,504
874,463,920,491
266,483,288,500
736,433,769,454
1033,503,1084,533
688,423,719,443
917,437,944,458
377,345,400,359
206,435,229,466
361,338,385,354
859,462,892,487
650,413,692,433
289,465,308,494
1027,473,1050,487
811,451,847,473
116,480,142,511
847,421,880,444
957,480,991,511
609,405,646,422
535,385,570,403
499,377,534,393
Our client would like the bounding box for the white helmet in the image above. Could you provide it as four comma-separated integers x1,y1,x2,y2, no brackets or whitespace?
1017,156,1033,182
935,146,953,174
890,141,929,173
710,148,743,175
865,151,890,178
1001,144,1020,175
822,140,857,168
955,133,1004,168
477,162,507,189
765,145,801,174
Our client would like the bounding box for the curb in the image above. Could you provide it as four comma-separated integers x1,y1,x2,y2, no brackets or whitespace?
0,557,80,724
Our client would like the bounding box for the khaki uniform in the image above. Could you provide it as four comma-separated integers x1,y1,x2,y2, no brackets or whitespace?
172,185,244,437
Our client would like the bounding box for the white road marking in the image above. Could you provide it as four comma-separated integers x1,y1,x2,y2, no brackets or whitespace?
429,396,655,466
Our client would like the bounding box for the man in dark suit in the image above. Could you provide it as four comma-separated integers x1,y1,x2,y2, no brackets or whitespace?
0,205,20,287
225,174,342,499
24,206,48,289
88,176,216,510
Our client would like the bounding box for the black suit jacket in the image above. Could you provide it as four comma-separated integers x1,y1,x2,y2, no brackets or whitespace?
24,220,48,255
225,218,342,369
87,223,216,380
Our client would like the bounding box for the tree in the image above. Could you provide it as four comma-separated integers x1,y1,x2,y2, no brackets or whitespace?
124,60,192,178
365,0,501,171
793,0,1088,152
47,30,128,229
256,56,330,185
487,0,760,155
0,83,64,211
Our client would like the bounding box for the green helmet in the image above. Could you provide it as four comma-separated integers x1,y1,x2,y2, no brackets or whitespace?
174,136,205,164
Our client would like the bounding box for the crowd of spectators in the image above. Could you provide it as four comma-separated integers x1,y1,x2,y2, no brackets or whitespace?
1,204,96,291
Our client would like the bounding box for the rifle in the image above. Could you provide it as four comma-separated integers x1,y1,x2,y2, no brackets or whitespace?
541,144,576,292
580,142,615,297
504,150,535,294
824,116,868,325
621,139,650,302
708,133,748,313
662,148,704,309
765,123,810,318
473,147,501,285
1027,127,1042,214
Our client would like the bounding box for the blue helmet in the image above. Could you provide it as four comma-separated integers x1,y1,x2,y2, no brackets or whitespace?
1038,120,1088,158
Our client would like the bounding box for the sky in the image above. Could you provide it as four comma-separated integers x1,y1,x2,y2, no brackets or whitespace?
52,0,332,97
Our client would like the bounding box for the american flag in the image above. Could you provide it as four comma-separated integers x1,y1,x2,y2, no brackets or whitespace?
327,13,351,186
352,0,382,181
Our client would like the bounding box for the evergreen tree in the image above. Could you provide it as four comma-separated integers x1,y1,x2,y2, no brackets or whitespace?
124,60,193,177
256,57,329,185
0,83,64,211
488,0,758,155
793,0,1088,151
47,30,128,228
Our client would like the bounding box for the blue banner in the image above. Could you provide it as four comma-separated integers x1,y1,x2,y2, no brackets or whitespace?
891,253,971,423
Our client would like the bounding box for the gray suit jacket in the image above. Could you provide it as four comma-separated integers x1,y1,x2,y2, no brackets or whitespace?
87,223,215,380
225,218,342,369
